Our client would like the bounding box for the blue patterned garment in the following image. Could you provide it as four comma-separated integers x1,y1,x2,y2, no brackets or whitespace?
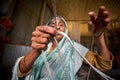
12,16,88,80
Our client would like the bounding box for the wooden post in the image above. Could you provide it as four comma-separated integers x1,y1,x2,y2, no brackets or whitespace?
38,0,46,25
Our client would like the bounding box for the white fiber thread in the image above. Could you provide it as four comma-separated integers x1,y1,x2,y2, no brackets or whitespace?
42,50,53,80
57,31,114,80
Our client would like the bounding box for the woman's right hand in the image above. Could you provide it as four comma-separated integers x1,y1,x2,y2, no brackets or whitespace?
31,26,56,52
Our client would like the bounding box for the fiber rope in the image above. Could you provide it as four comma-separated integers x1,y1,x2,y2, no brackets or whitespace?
57,31,114,80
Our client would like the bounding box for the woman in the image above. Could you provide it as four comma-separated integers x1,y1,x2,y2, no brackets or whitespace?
12,6,113,80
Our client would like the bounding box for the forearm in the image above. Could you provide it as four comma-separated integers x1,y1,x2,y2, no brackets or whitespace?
19,49,41,73
94,33,111,61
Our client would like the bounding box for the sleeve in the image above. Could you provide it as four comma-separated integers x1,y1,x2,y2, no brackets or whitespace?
18,62,31,77
12,56,31,80
85,51,114,71
12,56,24,80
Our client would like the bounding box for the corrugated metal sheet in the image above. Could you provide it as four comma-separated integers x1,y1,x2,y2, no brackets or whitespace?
1,44,31,66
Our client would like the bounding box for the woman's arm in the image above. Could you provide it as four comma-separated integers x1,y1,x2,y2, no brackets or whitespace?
88,6,112,61
18,26,56,74
19,49,40,73
85,6,114,70
94,33,111,61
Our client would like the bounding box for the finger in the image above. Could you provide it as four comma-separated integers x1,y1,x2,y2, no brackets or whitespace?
98,6,106,18
31,42,47,50
31,37,49,44
32,30,50,38
88,11,96,23
102,10,109,19
103,18,111,26
36,26,57,36
88,21,93,27
88,21,95,32
97,10,109,21
32,31,40,37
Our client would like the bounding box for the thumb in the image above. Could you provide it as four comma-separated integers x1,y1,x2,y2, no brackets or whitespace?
88,21,95,32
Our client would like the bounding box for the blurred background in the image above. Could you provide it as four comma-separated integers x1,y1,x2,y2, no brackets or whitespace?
0,0,120,80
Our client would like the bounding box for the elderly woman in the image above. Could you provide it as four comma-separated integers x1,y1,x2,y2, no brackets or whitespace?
12,6,113,80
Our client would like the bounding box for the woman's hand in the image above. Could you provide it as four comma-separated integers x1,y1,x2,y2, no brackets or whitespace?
88,6,111,37
31,26,56,52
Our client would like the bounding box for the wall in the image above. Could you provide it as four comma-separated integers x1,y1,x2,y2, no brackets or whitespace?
0,0,53,66
7,0,43,45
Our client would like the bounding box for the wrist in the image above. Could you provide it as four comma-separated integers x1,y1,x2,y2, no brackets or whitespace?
31,49,41,55
94,33,104,41
93,33,106,48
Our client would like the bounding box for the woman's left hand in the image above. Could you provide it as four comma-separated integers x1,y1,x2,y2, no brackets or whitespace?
88,6,111,37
